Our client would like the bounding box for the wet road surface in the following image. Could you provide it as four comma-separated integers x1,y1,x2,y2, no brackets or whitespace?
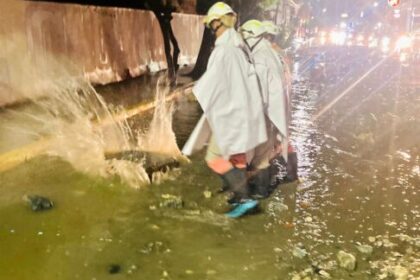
0,47,419,280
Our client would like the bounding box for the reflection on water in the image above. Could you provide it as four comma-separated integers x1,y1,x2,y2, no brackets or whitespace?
0,48,419,280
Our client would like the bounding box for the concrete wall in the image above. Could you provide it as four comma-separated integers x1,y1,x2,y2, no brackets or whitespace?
24,1,204,85
0,1,25,36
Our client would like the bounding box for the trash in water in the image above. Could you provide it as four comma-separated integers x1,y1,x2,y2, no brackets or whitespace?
23,195,54,212
337,250,356,271
108,264,121,274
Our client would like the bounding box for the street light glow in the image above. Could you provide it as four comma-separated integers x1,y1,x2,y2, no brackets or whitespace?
396,35,413,50
330,31,347,45
381,36,391,53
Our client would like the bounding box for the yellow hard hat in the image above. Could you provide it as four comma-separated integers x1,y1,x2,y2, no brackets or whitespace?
239,19,266,39
203,2,236,28
262,21,280,35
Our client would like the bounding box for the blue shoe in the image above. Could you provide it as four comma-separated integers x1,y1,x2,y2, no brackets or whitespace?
225,200,258,218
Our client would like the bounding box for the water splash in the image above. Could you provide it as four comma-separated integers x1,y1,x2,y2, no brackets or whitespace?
0,34,182,188
137,79,182,157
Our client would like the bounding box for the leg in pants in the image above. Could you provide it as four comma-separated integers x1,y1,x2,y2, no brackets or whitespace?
248,128,275,198
205,136,249,202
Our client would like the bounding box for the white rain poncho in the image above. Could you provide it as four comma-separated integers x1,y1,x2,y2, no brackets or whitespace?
183,28,267,158
250,38,289,161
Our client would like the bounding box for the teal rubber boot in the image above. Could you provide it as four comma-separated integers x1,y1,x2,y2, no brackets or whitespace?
225,199,258,218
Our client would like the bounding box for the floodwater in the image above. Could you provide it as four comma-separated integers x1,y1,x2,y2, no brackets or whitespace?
0,47,419,280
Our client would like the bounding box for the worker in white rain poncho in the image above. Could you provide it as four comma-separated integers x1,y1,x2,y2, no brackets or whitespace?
239,19,297,198
182,2,267,218
262,20,293,107
261,20,298,183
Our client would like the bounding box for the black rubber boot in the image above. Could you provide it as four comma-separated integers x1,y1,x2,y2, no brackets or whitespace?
285,152,298,182
217,175,229,193
250,168,271,199
268,159,282,187
221,168,249,204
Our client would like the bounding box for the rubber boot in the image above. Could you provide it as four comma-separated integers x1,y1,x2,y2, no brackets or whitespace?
221,168,258,218
268,159,282,188
225,200,258,218
250,168,271,199
217,175,229,193
222,168,249,203
285,152,298,182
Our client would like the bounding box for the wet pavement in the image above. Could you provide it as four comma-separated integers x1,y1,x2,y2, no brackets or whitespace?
0,47,419,280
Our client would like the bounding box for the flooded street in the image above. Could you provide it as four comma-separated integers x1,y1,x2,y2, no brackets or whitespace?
0,47,419,280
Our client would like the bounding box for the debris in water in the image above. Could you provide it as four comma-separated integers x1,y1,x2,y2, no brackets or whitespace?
304,216,313,223
293,246,308,259
299,201,311,209
283,222,295,229
368,236,376,243
318,270,331,279
108,264,121,274
203,190,212,199
356,243,373,255
139,241,169,254
159,194,184,209
23,195,54,211
337,250,356,271
105,150,181,182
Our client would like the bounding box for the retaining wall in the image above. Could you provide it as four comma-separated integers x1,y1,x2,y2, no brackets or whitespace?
25,1,204,84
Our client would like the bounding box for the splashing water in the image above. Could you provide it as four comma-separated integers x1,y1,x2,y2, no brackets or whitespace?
137,80,182,157
0,34,182,188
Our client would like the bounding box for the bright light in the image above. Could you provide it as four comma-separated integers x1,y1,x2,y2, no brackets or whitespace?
341,13,349,18
381,37,391,53
399,52,408,63
382,37,390,46
374,2,379,7
329,31,336,42
322,8,327,13
356,35,364,46
368,36,378,48
330,31,346,45
394,13,401,18
360,11,364,18
388,0,400,7
340,22,347,29
396,35,413,50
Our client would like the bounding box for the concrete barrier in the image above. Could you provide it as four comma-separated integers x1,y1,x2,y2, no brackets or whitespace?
24,2,203,85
